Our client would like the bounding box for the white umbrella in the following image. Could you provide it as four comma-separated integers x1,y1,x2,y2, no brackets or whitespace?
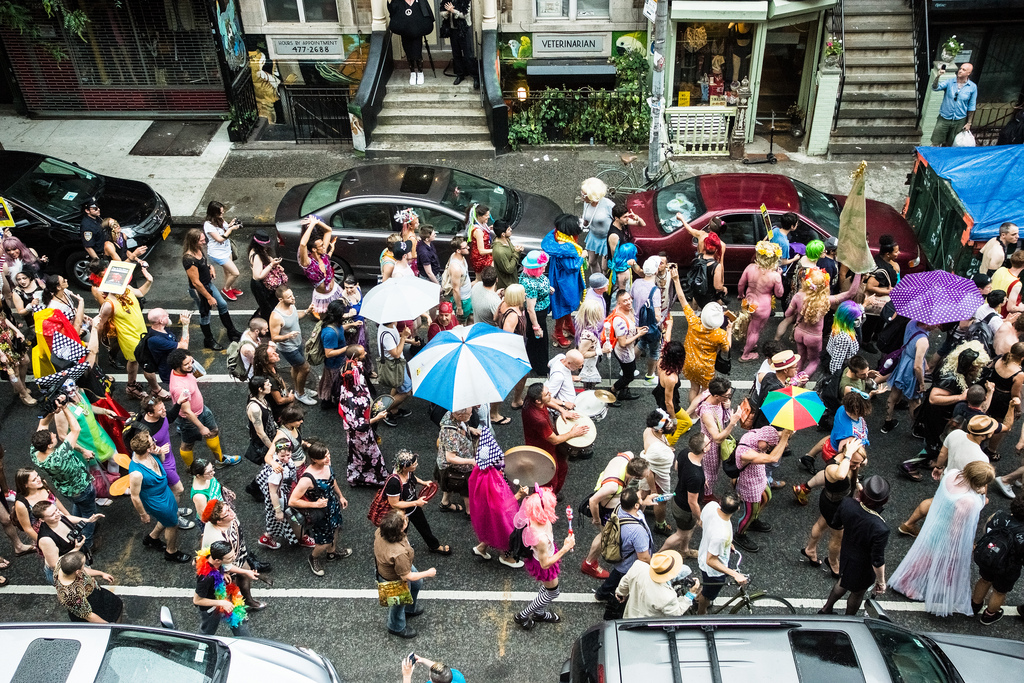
358,277,441,324
408,323,531,411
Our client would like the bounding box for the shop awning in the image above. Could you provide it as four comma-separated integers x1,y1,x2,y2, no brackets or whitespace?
670,0,834,21
769,0,836,19
916,145,1024,241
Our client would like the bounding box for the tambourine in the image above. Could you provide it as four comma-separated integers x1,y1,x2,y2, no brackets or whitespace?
555,414,596,448
418,481,439,502
504,446,556,487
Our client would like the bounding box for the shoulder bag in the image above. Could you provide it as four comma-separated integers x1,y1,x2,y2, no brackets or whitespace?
368,474,401,526
375,559,414,607
377,329,408,390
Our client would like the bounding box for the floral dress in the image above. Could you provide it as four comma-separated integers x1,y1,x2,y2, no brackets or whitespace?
682,302,728,387
257,457,299,545
469,223,494,273
302,468,343,545
338,367,388,486
437,412,474,494
0,313,23,375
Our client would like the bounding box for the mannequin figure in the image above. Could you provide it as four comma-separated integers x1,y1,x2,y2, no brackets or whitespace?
729,22,753,83
737,241,783,362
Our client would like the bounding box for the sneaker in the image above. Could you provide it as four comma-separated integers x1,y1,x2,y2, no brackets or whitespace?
792,484,810,506
309,554,325,576
971,600,984,615
898,522,919,538
326,547,352,561
300,535,316,548
799,455,818,475
473,546,493,560
644,374,657,386
980,608,1004,625
220,288,238,301
994,477,1017,499
178,506,194,517
393,407,413,418
389,626,418,638
416,71,424,85
164,550,192,563
215,455,242,467
229,289,244,298
296,394,318,406
96,497,113,506
513,613,535,631
409,72,416,85
733,533,759,553
749,519,773,533
581,559,610,579
304,387,318,397
177,516,196,530
259,534,282,550
880,419,900,434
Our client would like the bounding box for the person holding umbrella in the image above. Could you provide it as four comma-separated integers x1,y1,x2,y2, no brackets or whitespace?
733,426,793,554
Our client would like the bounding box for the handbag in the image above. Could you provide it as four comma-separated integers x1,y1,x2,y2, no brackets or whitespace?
377,578,414,606
715,407,737,463
377,330,407,389
296,472,328,528
714,348,732,375
738,397,756,430
87,461,110,499
863,269,891,316
368,474,400,526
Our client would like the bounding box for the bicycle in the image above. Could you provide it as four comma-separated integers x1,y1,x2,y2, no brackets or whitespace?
687,552,797,616
593,144,686,197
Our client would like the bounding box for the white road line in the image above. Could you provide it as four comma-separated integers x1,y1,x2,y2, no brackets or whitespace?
0,584,928,611
85,308,252,316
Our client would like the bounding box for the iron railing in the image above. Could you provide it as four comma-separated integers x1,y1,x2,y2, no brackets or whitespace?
907,0,931,116
479,30,507,153
350,30,395,149
827,0,846,131
288,88,354,144
227,70,259,143
973,102,1023,146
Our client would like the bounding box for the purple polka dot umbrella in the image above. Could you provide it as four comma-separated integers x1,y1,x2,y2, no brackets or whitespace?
889,271,985,326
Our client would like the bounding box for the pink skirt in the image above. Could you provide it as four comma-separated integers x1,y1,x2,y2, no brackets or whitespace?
468,466,518,552
525,548,561,582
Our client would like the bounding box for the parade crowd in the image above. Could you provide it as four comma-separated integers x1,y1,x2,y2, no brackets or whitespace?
1,177,1024,650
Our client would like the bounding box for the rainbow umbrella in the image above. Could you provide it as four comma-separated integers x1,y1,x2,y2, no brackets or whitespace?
760,386,825,430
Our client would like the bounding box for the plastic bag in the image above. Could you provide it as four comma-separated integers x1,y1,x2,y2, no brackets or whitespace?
953,130,976,147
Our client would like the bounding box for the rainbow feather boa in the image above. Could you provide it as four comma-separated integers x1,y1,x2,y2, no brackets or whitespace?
195,548,247,627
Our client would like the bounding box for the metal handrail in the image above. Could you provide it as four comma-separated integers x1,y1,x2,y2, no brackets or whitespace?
829,0,846,131
907,0,931,115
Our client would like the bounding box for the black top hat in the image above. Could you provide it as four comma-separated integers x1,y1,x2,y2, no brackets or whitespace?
860,475,890,507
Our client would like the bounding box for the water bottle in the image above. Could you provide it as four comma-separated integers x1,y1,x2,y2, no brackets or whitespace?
652,493,675,503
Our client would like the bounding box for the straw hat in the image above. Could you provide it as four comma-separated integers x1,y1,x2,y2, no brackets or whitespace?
649,550,684,584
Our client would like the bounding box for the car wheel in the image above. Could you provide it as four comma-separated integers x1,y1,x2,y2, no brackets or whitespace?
330,257,354,285
65,251,93,291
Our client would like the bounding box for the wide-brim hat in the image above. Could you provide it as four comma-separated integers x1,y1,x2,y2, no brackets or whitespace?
967,415,999,437
649,550,684,584
701,303,724,330
770,350,800,371
860,475,890,507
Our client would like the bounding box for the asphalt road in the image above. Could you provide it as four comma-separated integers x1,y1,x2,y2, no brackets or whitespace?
1,227,1022,683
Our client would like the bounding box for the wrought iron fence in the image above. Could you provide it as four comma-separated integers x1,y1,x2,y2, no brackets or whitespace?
664,106,737,155
973,102,1022,146
288,88,354,144
227,70,259,143
826,0,846,131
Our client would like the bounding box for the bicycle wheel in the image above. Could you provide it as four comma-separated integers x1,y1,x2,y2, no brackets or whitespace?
729,593,797,615
596,168,635,196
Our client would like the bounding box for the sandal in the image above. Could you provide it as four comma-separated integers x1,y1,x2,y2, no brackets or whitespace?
0,575,8,587
800,548,822,568
14,547,35,557
0,559,8,570
439,501,465,513
898,463,923,482
430,544,453,555
509,403,523,411
493,416,512,425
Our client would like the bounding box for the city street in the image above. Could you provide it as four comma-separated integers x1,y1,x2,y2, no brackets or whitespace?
1,207,1023,682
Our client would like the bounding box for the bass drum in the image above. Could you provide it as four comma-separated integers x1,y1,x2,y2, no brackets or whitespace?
574,390,609,422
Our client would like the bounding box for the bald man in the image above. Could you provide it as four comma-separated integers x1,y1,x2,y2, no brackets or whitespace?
931,62,977,146
546,350,585,408
146,308,191,387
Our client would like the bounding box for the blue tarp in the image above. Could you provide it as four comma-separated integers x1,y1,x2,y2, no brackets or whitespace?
916,145,1024,241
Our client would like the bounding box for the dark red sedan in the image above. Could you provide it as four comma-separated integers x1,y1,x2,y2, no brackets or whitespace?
625,174,925,286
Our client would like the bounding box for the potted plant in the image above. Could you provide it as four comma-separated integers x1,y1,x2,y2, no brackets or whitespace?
940,35,963,63
823,36,843,68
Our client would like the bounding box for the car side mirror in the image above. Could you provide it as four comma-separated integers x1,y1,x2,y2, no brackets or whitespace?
864,599,892,622
159,606,176,630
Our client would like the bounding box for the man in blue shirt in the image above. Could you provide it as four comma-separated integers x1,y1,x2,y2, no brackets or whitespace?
931,62,977,146
594,488,653,602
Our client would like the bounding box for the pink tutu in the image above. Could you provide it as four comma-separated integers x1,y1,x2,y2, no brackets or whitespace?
468,466,518,552
524,548,561,582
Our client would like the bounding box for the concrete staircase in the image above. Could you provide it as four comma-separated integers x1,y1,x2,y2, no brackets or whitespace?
366,72,494,158
828,0,922,155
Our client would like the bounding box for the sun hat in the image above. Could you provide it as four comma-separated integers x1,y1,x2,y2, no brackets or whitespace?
967,414,999,437
700,303,724,330
522,250,547,270
769,350,801,370
649,550,685,584
642,255,662,276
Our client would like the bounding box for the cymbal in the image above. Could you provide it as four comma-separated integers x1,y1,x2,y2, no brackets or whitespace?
504,445,556,487
593,390,617,403
555,414,597,447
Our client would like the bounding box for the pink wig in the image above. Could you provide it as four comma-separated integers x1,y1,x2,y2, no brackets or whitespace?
518,486,558,525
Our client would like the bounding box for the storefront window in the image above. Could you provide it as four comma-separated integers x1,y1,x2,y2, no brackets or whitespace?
535,0,609,20
672,22,748,107
576,0,610,19
265,0,339,22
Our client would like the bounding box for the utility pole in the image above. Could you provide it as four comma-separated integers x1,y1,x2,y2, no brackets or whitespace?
646,0,668,179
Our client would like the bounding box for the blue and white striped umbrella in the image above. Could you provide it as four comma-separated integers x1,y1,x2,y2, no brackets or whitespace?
409,323,532,411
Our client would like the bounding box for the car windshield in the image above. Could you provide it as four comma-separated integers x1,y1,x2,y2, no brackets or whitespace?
867,622,951,683
6,157,101,220
655,177,706,233
94,629,221,683
300,173,345,216
440,170,510,222
791,178,840,236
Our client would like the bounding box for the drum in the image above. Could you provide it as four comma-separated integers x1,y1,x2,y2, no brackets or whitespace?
575,391,609,422
504,446,557,487
555,414,597,461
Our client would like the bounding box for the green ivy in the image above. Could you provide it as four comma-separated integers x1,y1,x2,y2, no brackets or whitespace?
507,49,651,150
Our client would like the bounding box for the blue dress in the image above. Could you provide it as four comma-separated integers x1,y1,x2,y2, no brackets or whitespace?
128,457,178,528
890,322,929,400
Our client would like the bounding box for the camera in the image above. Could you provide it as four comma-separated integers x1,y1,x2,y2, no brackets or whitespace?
66,519,89,542
669,572,697,597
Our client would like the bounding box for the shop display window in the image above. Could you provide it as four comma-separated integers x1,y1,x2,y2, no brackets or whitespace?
672,21,752,107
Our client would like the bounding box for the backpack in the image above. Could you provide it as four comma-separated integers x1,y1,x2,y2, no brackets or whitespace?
683,255,712,298
721,443,747,479
815,365,844,414
599,506,640,563
304,320,327,366
440,257,455,299
599,311,629,352
226,338,256,381
636,285,662,345
964,312,997,356
507,526,534,561
973,524,1018,574
135,328,158,375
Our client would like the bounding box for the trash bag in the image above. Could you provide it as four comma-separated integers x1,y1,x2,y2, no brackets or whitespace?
953,129,976,147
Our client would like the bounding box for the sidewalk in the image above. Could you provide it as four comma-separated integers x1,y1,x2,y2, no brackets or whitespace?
1,111,917,227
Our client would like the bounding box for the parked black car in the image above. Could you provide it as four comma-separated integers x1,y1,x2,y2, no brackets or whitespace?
0,150,172,289
274,164,562,281
562,602,1024,683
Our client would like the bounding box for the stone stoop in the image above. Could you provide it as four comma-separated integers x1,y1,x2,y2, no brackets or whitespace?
828,0,923,155
367,73,495,159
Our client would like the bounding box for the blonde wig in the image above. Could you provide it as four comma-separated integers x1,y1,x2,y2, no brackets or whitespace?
798,268,831,325
580,177,608,204
754,241,781,270
939,340,991,391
